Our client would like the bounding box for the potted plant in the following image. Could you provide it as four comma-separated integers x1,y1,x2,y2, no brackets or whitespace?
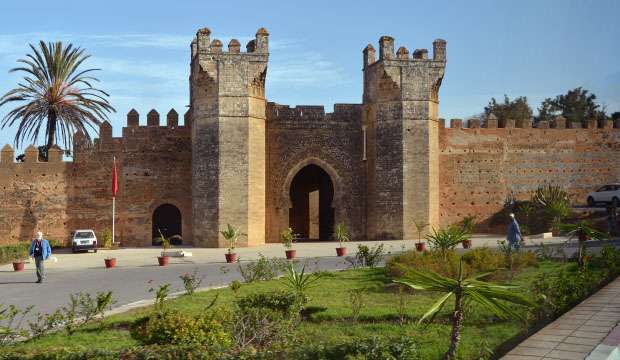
104,257,116,268
157,229,170,266
334,223,350,256
12,257,25,272
281,227,297,259
414,220,428,252
221,224,243,263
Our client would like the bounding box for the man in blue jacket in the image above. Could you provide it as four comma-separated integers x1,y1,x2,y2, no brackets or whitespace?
507,213,522,251
29,231,52,283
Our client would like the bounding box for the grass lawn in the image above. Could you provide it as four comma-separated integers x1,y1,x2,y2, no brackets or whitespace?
2,259,570,359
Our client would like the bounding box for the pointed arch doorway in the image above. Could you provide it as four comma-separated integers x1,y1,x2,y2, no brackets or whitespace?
289,164,335,240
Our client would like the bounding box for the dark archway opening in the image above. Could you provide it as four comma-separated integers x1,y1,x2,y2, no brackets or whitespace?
152,204,183,246
289,164,334,241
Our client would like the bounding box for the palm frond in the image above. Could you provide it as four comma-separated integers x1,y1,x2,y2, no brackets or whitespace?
0,41,115,150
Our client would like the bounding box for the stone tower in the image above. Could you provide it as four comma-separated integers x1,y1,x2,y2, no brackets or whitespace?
363,36,446,239
190,27,269,247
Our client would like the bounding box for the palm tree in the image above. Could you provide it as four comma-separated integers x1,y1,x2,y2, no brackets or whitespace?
395,259,535,359
426,225,470,260
0,41,114,151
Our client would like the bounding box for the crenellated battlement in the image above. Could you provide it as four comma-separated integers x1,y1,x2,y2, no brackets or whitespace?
191,27,269,60
442,114,620,130
363,35,446,68
0,144,67,166
267,103,362,123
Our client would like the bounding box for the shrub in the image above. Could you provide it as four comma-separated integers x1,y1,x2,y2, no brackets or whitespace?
0,304,32,345
238,254,288,283
100,229,112,248
131,310,231,348
0,243,29,265
235,291,299,315
354,244,385,268
386,250,461,278
289,335,418,360
348,289,365,322
387,247,537,279
180,269,204,296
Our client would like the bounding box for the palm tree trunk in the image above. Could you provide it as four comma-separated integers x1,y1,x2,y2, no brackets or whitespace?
444,289,464,360
46,110,57,149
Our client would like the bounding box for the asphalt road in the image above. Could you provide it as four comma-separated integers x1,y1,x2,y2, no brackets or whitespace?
0,255,351,320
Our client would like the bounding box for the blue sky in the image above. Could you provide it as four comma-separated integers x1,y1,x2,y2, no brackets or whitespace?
0,0,619,149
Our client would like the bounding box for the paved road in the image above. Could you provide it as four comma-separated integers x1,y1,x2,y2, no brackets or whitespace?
0,255,351,319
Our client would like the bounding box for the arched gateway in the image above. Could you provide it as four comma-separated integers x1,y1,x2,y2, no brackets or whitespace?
152,204,182,245
289,164,335,240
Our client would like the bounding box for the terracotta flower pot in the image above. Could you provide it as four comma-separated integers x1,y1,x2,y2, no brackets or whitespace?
104,258,116,268
225,253,237,263
157,256,169,266
336,247,347,257
12,261,24,272
415,242,426,252
285,249,296,259
462,239,472,249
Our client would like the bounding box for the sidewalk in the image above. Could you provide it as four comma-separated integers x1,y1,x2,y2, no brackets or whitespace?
1,234,567,272
502,277,620,360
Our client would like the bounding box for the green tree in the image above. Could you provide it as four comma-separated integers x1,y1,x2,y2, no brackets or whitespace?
0,41,115,151
395,259,535,360
537,87,606,126
484,95,532,127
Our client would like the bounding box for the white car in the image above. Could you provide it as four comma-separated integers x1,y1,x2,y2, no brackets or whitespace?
587,184,620,207
72,230,98,253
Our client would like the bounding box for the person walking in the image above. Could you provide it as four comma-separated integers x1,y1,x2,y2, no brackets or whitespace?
29,231,52,283
507,213,522,251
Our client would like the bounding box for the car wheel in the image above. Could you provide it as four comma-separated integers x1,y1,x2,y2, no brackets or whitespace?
72,246,76,253
587,197,595,207
94,249,98,253
613,197,620,208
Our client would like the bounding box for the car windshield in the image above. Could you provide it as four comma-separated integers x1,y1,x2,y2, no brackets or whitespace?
75,232,94,239
598,186,609,192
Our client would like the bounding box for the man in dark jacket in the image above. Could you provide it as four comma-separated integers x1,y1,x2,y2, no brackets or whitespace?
507,213,522,251
29,231,52,283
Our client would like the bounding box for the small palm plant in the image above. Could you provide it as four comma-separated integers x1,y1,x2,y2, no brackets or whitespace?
334,223,350,247
334,223,350,256
559,221,607,268
545,199,571,234
395,259,535,360
0,41,114,150
221,224,243,254
413,220,428,251
426,225,470,260
158,229,170,252
282,262,323,308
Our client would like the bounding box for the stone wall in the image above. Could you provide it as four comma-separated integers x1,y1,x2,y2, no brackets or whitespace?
0,109,192,247
265,103,365,242
0,145,70,246
439,119,620,231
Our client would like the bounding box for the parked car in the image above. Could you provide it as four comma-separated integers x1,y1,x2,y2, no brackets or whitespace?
72,230,98,253
587,184,620,207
